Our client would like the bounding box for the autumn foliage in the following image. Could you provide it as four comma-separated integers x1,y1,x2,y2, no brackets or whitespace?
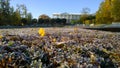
96,0,120,24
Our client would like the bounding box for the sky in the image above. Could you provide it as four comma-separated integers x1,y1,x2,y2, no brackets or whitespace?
10,0,104,18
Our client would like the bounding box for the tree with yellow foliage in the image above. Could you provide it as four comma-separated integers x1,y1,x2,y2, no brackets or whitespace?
111,0,120,22
96,0,120,24
96,0,113,24
39,14,50,19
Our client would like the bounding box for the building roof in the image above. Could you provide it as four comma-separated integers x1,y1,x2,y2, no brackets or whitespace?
53,13,81,15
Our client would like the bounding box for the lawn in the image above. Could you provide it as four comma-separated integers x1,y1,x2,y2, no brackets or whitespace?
0,27,120,68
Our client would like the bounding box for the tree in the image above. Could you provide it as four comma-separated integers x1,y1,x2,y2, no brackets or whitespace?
12,10,21,25
71,20,77,25
31,18,37,25
96,0,113,24
9,6,14,25
50,18,66,25
38,18,44,24
38,14,50,25
27,13,32,25
111,0,120,22
79,8,90,24
0,0,10,25
55,18,61,23
50,18,56,26
21,18,27,25
61,18,66,25
81,8,90,14
39,14,50,19
87,15,96,24
0,0,10,16
16,4,33,25
79,15,88,24
43,19,50,25
0,0,33,26
16,4,27,18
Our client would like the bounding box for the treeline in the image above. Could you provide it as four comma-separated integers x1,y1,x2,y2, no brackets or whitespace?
78,14,96,25
38,18,66,25
0,0,33,26
96,0,120,24
71,8,96,25
28,18,67,26
0,0,66,26
74,0,120,25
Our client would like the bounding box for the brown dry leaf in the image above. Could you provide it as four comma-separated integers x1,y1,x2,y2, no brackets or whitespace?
54,42,65,48
52,38,56,42
61,37,69,42
8,57,12,63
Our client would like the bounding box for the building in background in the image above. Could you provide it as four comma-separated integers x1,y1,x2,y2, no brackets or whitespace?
53,13,81,23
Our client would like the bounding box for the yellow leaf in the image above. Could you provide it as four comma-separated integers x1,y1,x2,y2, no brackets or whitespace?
102,48,109,54
90,53,96,63
53,38,56,42
38,28,45,37
74,27,78,33
0,35,3,39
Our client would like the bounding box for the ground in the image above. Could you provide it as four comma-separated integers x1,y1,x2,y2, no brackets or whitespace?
0,27,120,68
